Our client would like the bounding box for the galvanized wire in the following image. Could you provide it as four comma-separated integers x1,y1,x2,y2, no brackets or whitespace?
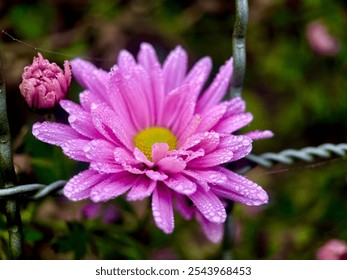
246,143,347,169
229,0,248,98
223,0,249,260
1,143,345,200
0,180,66,200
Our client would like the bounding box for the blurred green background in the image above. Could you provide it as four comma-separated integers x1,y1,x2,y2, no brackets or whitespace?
1,0,347,259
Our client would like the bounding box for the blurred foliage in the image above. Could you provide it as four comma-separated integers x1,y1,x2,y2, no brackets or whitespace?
0,0,347,259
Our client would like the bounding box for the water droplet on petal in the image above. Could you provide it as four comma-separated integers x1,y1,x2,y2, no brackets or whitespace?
69,115,77,123
212,216,221,223
83,145,91,153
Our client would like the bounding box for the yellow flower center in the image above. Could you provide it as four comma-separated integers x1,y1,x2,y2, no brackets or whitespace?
133,127,177,161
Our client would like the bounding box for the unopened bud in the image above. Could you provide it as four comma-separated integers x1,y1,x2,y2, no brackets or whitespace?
19,53,71,110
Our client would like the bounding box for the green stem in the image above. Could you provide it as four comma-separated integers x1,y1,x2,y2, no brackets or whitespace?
0,49,23,259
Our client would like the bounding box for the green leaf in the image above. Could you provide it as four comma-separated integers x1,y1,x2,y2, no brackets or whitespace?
52,222,88,260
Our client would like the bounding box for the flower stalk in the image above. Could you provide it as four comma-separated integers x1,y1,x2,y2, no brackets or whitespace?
0,50,23,259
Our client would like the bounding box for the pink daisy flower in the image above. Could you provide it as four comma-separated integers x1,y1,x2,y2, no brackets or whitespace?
32,43,272,242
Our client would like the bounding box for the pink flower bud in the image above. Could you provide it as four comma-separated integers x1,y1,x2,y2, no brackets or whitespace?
306,21,341,56
316,239,347,260
19,53,71,110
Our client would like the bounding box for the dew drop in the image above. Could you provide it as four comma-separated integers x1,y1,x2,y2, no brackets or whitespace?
83,145,91,153
212,216,221,223
257,191,268,200
242,139,250,146
153,210,160,217
32,129,39,137
69,115,77,123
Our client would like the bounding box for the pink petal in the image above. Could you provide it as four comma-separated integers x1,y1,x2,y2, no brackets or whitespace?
107,69,137,133
84,139,115,162
152,184,174,234
174,193,194,220
117,52,155,127
244,130,274,140
79,90,97,112
151,143,169,163
184,56,212,101
90,172,134,202
213,112,253,134
167,148,205,163
63,60,72,88
117,50,137,73
164,174,196,195
91,102,133,150
212,168,269,206
182,170,210,191
109,66,151,130
90,162,124,174
137,43,165,124
146,170,168,181
224,97,246,116
163,45,188,93
177,114,201,146
123,164,146,175
127,179,156,201
195,57,233,113
188,146,234,168
158,156,186,173
183,169,227,191
62,139,90,162
60,100,101,138
71,59,96,88
132,65,156,126
197,103,227,133
63,169,106,201
71,59,109,103
133,148,154,167
114,148,138,165
185,148,205,162
32,122,82,146
182,132,220,153
188,187,226,223
219,135,252,162
162,84,195,134
196,212,224,243
182,132,209,150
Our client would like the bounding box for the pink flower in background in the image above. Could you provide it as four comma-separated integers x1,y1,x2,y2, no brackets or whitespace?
316,239,347,260
306,21,341,56
82,202,120,224
33,43,272,242
19,53,71,109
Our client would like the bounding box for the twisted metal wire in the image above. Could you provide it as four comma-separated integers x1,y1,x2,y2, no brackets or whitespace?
1,144,345,200
246,143,347,169
0,180,66,200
